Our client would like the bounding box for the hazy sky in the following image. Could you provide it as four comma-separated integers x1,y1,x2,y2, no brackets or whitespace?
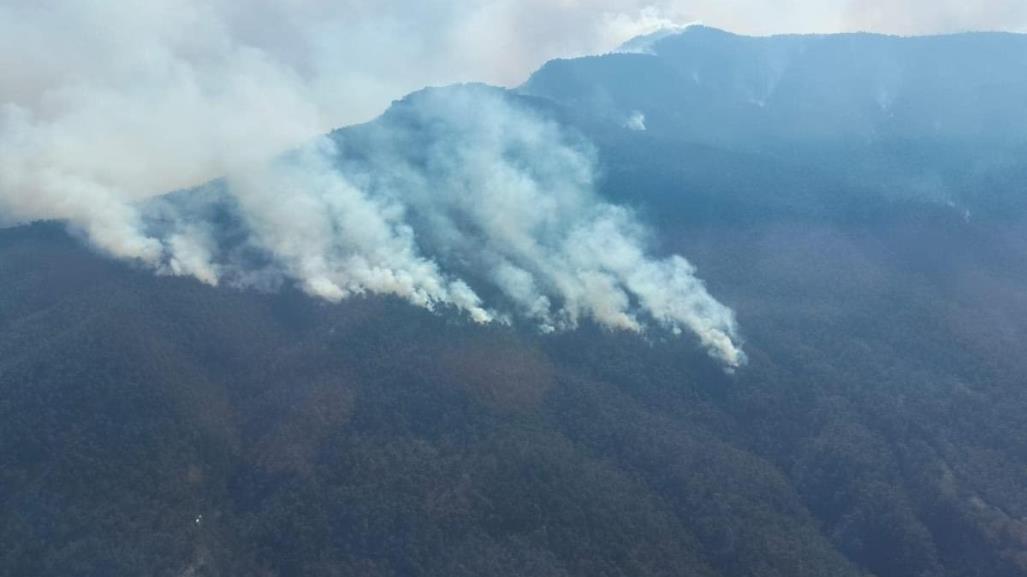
662,0,1027,39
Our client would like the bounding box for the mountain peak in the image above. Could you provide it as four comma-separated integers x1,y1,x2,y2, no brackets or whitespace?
524,26,1027,146
615,23,726,54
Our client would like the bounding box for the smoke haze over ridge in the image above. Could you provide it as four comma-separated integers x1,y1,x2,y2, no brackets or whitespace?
3,0,1023,365
139,87,747,366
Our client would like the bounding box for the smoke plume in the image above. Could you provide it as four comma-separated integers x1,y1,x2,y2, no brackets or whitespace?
140,87,746,366
0,0,763,366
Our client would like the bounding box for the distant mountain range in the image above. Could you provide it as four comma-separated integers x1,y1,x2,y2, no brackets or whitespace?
524,26,1027,145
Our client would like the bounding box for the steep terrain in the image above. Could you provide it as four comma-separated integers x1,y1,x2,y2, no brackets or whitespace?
4,28,1027,577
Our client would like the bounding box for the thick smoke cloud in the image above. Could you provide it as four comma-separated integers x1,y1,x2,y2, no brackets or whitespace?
8,0,1020,366
0,0,753,365
223,136,495,324
0,0,689,256
366,88,744,365
3,0,1023,244
141,87,746,366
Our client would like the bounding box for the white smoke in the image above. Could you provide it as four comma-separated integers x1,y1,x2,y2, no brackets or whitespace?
225,137,495,323
0,0,697,251
624,111,648,131
1,1,1021,367
137,87,746,366
393,89,744,366
0,1,749,366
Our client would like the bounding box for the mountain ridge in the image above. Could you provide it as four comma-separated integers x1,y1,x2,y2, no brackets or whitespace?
4,24,1027,577
522,25,1027,147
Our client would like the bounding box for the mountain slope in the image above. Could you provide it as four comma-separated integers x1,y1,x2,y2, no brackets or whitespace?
0,224,863,577
5,200,1027,577
4,28,1027,577
523,26,1027,145
522,26,1027,217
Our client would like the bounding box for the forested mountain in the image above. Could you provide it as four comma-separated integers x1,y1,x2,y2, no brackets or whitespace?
3,28,1027,577
524,26,1027,146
